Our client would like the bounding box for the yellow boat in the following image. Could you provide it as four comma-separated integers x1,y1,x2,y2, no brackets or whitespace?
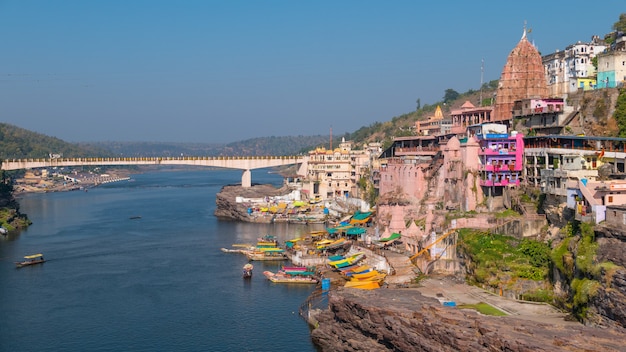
350,265,371,274
351,270,379,280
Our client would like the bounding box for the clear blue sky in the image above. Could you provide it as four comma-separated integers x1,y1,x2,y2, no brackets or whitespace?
0,1,620,143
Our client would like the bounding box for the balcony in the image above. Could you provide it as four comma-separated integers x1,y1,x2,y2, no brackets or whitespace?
480,147,517,156
481,163,522,172
480,179,521,187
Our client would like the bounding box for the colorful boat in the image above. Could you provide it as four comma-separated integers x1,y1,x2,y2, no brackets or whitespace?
328,252,364,268
351,270,379,280
246,248,287,261
263,270,318,284
15,253,46,268
344,280,380,290
243,263,254,278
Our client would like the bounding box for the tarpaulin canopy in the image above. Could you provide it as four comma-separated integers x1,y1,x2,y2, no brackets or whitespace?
346,227,366,236
379,232,401,242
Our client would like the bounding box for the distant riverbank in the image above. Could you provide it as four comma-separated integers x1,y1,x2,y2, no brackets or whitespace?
14,168,133,194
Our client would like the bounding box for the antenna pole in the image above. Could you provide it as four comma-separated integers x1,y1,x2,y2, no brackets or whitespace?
480,58,484,107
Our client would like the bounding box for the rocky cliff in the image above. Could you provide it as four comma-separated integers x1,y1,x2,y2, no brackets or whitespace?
589,225,626,328
311,288,625,352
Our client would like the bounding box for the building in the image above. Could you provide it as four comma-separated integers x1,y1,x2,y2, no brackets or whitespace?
569,179,626,224
477,129,524,209
416,106,451,136
493,29,548,121
299,138,375,201
543,37,606,96
377,136,441,201
605,204,626,228
450,101,494,136
523,135,626,197
512,97,574,135
597,49,626,88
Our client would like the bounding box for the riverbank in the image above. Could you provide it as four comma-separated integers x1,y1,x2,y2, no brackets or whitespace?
310,282,626,351
214,183,355,224
13,168,133,194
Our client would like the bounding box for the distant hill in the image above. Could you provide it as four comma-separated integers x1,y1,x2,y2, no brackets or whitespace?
84,135,331,157
346,81,499,150
0,123,112,159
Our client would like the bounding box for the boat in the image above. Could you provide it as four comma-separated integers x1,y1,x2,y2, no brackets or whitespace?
344,280,380,290
221,247,253,254
243,263,253,278
15,253,46,268
351,270,379,280
246,248,287,261
328,252,365,268
263,270,318,284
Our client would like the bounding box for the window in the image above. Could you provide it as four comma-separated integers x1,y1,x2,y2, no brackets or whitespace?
608,195,613,203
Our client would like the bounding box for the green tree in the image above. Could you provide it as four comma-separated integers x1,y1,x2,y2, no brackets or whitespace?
443,89,459,103
614,89,626,137
613,13,626,32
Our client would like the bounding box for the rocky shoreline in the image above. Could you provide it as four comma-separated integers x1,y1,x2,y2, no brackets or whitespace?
214,183,293,222
310,285,626,352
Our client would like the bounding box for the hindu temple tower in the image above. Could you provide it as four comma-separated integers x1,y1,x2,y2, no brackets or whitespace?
493,28,548,121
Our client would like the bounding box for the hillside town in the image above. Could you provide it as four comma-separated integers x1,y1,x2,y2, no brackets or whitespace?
235,26,626,267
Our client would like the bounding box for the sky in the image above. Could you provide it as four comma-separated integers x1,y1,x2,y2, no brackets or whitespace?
0,1,621,143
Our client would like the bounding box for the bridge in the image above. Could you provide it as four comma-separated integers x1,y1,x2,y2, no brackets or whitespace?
1,156,306,187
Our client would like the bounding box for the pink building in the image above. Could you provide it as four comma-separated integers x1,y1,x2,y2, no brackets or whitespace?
478,131,524,188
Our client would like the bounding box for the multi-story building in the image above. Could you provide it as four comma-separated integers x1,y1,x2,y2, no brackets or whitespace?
450,101,494,136
512,97,573,135
542,37,606,96
477,129,524,194
543,50,567,97
597,48,626,88
523,135,626,197
299,138,376,201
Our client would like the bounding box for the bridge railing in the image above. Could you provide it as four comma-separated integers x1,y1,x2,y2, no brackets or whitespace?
4,155,303,162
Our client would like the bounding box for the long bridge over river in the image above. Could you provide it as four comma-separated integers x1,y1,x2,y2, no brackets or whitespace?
1,156,306,187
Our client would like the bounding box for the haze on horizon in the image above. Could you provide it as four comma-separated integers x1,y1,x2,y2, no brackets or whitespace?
0,1,618,144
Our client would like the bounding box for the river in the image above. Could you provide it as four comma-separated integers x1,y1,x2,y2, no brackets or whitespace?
0,169,323,352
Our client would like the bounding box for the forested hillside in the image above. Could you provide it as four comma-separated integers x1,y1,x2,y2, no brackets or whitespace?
0,123,112,159
345,81,499,150
85,135,331,157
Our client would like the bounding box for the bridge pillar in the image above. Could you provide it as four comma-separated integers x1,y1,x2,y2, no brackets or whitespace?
241,169,252,188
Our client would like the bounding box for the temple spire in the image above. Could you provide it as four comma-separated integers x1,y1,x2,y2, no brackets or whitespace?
521,20,527,40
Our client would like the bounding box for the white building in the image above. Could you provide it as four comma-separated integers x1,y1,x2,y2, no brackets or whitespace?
597,47,626,88
543,37,606,96
299,138,379,201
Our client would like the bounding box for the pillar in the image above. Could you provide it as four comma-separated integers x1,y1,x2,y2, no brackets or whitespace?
241,169,251,188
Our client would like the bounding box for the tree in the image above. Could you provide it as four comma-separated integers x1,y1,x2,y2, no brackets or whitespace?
614,89,626,137
443,89,460,104
416,98,421,110
613,13,626,32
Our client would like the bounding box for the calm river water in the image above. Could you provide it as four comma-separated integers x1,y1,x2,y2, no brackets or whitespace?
0,169,323,352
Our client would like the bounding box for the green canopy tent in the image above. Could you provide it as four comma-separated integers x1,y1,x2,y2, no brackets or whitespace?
346,227,366,236
379,232,401,242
